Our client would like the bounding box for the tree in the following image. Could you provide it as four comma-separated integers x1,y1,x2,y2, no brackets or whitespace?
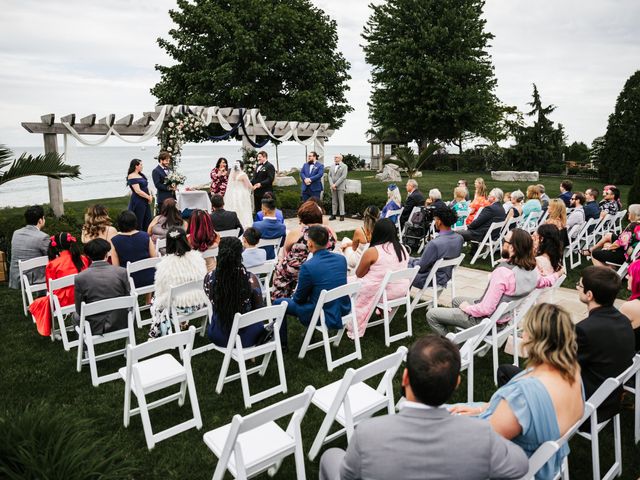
564,141,590,164
0,145,80,188
507,84,566,172
362,0,500,152
152,0,353,138
589,136,606,171
598,70,640,183
628,162,640,206
383,144,440,178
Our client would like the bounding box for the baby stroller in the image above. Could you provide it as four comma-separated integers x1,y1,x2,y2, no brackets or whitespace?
402,206,436,255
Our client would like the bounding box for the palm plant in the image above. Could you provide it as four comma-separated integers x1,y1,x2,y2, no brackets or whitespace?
383,144,440,178
0,145,80,187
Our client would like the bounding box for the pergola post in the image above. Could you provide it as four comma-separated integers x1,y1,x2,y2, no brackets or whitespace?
314,137,325,166
43,133,64,216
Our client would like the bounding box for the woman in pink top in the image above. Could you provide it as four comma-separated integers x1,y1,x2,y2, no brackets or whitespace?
347,218,409,338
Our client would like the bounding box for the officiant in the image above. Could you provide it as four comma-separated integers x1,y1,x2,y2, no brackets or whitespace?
152,151,176,214
250,150,276,214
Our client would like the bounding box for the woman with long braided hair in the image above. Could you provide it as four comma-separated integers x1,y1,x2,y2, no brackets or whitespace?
28,232,90,336
204,237,265,347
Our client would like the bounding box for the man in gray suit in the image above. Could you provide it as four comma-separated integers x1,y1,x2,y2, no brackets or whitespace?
319,335,528,480
74,239,131,335
328,154,348,221
8,205,50,289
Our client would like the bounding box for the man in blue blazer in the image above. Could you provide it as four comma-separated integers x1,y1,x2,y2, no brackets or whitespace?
300,151,325,201
252,197,286,259
274,225,350,349
152,151,176,214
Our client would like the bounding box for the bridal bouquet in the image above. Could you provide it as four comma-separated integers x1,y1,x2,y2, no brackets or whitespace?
165,171,186,188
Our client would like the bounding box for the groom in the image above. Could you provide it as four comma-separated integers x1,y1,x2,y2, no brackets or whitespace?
152,151,176,214
251,150,276,214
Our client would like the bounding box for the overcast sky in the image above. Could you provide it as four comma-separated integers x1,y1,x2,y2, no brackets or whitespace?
1,0,638,148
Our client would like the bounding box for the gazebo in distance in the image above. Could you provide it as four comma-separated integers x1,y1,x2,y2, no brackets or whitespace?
367,133,409,170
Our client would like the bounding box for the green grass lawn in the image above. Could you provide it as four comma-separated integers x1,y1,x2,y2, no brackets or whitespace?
1,170,638,478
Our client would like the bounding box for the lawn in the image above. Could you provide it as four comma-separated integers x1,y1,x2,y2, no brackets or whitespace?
1,170,638,479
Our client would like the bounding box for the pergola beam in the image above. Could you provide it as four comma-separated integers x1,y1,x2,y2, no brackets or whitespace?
21,123,156,135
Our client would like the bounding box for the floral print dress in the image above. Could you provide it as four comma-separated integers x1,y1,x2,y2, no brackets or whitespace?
210,168,228,196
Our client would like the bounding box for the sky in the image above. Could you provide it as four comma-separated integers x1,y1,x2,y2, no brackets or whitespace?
0,0,638,148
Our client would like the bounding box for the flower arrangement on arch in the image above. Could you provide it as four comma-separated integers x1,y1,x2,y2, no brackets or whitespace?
241,146,258,178
158,113,205,165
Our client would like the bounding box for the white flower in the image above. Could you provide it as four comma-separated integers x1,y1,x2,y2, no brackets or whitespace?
168,122,175,128
167,147,173,152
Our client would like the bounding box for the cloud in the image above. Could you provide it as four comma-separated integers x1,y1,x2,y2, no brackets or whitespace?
1,0,638,148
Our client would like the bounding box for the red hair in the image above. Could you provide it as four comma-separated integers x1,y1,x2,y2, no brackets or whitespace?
188,209,217,252
628,259,640,300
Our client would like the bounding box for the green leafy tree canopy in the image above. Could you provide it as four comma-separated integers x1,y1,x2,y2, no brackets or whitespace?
362,0,500,151
599,70,640,184
152,0,353,137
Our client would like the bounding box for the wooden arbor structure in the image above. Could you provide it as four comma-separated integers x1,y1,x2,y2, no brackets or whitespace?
21,105,334,216
367,133,409,171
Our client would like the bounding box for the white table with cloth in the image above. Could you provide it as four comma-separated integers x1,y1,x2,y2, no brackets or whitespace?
177,190,211,213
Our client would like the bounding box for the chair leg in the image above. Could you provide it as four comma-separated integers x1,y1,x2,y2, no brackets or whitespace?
186,371,203,430
613,415,621,477
215,351,232,394
137,392,156,450
275,344,288,395
492,337,499,386
383,307,391,347
178,379,187,407
84,324,99,387
237,355,252,409
292,422,307,480
591,418,601,480
123,385,132,427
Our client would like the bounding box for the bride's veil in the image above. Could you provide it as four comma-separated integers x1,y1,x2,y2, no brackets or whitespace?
228,161,243,183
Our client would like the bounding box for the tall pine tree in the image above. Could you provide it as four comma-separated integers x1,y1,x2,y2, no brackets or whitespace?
152,0,352,132
362,0,500,151
599,70,640,184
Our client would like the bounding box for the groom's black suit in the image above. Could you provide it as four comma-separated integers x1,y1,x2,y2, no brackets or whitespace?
251,161,276,213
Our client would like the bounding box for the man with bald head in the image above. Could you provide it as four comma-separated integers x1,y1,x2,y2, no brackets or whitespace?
328,154,348,221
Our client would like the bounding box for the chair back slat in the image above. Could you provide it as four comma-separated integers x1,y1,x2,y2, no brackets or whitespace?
218,228,240,238
169,279,205,299
81,295,136,317
49,273,77,292
321,282,361,304
236,303,287,330
351,346,407,385
19,255,48,273
237,386,316,433
257,237,283,248
246,260,276,276
201,248,219,260
126,257,161,275
129,327,196,362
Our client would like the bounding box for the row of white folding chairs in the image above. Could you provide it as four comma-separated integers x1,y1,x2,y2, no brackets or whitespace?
155,228,242,256
18,255,48,319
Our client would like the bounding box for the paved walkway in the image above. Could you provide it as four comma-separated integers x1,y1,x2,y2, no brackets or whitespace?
283,215,624,323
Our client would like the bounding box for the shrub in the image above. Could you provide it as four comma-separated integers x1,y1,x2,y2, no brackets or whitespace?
435,165,452,172
274,190,301,211
342,153,364,171
322,192,387,216
0,403,137,479
545,163,565,174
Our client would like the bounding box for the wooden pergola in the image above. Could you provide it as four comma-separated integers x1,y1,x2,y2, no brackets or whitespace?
22,105,334,216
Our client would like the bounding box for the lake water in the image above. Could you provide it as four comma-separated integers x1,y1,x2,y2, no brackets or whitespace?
0,144,370,208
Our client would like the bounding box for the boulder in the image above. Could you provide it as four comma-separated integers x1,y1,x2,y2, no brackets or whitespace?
413,171,423,178
274,176,297,187
345,179,361,194
375,164,402,183
491,171,539,182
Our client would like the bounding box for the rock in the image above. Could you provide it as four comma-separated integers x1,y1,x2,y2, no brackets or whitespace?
345,179,361,194
274,176,297,187
413,171,423,178
375,164,402,183
491,171,539,182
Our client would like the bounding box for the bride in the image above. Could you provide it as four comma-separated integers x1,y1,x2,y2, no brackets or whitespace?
223,160,254,228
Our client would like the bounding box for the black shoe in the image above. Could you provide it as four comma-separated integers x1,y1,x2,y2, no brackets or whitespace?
340,216,345,221
329,215,337,220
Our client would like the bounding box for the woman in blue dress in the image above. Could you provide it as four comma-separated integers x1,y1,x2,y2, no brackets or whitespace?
379,184,402,223
126,159,153,231
450,303,584,480
204,236,267,347
111,210,156,288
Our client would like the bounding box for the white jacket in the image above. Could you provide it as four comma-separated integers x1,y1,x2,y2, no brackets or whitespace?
153,251,208,310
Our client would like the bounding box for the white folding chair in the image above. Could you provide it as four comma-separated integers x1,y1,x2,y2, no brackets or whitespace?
537,209,549,228
623,353,640,444
214,303,288,409
155,237,166,256
126,257,161,329
298,282,362,372
577,356,640,480
19,255,48,319
201,247,219,260
521,210,542,234
120,327,202,450
257,236,284,260
204,386,316,480
219,228,241,238
469,220,505,266
76,295,137,387
613,209,626,235
308,346,407,460
49,273,78,349
517,440,562,480
608,242,640,279
385,207,404,239
564,219,595,270
246,260,276,306
166,279,212,356
410,253,465,311
446,318,492,402
366,266,419,346
589,214,614,247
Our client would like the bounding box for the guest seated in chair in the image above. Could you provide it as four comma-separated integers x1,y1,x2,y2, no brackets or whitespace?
252,196,286,260
584,204,640,269
74,239,130,335
110,210,156,289
205,237,266,347
319,335,529,480
81,204,118,244
459,188,506,243
254,192,284,224
188,209,219,272
339,205,378,270
209,194,244,235
274,225,350,350
379,183,402,224
8,204,50,290
450,303,584,480
241,227,267,268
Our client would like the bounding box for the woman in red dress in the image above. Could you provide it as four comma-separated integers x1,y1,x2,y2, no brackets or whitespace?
28,232,90,336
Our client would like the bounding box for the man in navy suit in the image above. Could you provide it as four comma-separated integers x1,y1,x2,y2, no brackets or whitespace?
274,225,350,349
252,196,286,260
459,188,506,242
152,151,176,214
300,151,325,201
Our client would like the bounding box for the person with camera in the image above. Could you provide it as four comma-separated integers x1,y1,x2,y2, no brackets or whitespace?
409,206,464,289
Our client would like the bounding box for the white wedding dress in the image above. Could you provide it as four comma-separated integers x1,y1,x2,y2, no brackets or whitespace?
223,167,254,228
